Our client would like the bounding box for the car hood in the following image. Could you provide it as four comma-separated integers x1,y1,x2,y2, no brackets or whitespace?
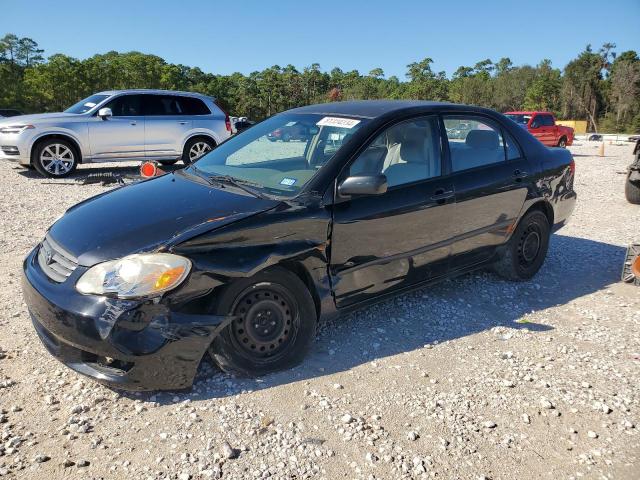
48,171,280,266
0,112,82,126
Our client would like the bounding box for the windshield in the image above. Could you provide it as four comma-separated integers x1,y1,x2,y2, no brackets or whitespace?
64,94,111,114
505,114,531,125
191,113,367,197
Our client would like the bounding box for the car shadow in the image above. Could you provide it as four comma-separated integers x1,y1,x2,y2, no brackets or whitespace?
15,162,184,181
124,234,626,403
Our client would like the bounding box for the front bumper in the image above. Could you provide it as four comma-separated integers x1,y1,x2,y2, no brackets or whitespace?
22,247,233,391
0,132,31,165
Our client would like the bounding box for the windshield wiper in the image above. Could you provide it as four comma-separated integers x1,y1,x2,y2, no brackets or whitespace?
207,174,269,199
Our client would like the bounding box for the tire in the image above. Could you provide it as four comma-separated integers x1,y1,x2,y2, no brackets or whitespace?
208,268,317,376
282,133,291,142
493,210,550,281
158,159,179,166
626,176,640,204
33,139,78,178
182,137,215,165
557,137,567,148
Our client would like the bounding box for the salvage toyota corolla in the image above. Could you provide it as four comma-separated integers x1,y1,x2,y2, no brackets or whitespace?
22,100,576,390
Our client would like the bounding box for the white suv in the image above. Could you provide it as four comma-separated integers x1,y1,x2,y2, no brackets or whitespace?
0,89,233,177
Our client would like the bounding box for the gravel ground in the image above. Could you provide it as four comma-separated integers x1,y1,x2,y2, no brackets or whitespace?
0,141,638,480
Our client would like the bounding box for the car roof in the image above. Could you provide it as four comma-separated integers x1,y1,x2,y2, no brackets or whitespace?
286,100,472,119
504,111,552,115
95,89,213,99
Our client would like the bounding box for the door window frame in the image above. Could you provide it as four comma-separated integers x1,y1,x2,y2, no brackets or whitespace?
335,114,446,195
439,113,525,175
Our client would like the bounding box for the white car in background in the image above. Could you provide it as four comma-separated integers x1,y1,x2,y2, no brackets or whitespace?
0,89,232,178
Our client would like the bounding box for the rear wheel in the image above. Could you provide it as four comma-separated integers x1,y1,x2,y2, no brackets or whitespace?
208,268,316,376
182,137,215,165
33,139,78,178
493,210,550,281
626,175,640,204
557,137,567,148
282,132,291,142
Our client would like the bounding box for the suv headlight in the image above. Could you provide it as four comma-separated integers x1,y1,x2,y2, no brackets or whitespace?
0,124,35,134
76,253,191,299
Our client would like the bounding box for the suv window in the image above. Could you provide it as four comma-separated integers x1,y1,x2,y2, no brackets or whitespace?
348,116,441,188
143,95,183,115
102,94,143,117
180,96,211,115
444,116,506,172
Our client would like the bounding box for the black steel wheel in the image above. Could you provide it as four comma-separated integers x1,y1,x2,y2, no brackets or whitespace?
208,268,316,376
493,210,550,281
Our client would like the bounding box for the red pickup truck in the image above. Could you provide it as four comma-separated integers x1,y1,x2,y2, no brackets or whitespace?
504,111,574,148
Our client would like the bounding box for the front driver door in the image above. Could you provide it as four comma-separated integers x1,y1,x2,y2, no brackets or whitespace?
330,116,457,308
87,94,145,160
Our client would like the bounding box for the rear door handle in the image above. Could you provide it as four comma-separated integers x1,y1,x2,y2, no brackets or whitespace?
178,121,188,125
430,189,454,202
130,121,137,125
514,169,529,181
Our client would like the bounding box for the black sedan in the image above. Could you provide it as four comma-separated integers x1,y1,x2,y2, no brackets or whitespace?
22,101,576,390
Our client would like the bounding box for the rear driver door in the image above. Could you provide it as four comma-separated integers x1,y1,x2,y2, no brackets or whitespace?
443,115,533,269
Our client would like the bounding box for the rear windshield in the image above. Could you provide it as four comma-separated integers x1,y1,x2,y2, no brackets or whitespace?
505,114,531,125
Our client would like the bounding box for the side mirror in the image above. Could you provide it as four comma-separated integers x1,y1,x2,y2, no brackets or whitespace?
338,175,387,197
98,107,112,120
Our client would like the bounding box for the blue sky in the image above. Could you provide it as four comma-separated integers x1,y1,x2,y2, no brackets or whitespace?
2,0,639,77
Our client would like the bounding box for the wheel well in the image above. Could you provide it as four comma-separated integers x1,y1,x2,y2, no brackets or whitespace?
273,261,322,321
183,135,217,153
524,201,554,227
31,134,82,165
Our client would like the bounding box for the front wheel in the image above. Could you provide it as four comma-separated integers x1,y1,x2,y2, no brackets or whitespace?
182,137,215,165
493,210,550,281
557,137,567,148
33,140,78,178
208,268,317,376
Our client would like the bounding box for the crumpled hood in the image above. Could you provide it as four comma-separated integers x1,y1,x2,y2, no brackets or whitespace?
0,112,80,126
48,171,280,266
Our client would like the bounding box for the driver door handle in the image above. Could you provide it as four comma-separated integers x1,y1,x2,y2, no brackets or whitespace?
514,169,529,181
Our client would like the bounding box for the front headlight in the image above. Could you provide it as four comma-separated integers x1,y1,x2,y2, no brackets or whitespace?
76,253,191,299
0,124,35,134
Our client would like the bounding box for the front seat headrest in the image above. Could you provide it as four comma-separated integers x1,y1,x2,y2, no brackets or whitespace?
466,129,499,150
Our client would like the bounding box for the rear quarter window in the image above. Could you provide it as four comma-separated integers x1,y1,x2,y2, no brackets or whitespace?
180,97,211,115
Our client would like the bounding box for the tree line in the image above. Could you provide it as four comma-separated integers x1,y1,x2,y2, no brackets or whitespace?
1,33,639,133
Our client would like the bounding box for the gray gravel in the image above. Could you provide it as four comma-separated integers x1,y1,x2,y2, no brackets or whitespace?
0,142,638,479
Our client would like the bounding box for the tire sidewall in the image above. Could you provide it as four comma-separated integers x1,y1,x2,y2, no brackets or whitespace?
509,211,550,279
33,139,78,178
182,137,215,165
209,268,317,376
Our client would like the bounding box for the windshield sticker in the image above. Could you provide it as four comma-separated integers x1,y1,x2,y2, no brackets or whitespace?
285,121,297,127
316,117,360,129
84,102,97,107
280,177,297,186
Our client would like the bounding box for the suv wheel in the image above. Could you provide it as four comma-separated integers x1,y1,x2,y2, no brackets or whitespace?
558,137,567,148
183,137,215,165
33,139,78,178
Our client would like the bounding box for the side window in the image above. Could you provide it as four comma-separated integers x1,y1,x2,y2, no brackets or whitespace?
444,116,506,172
180,97,211,115
103,95,142,117
143,95,183,115
348,117,441,188
504,131,522,160
542,115,555,126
